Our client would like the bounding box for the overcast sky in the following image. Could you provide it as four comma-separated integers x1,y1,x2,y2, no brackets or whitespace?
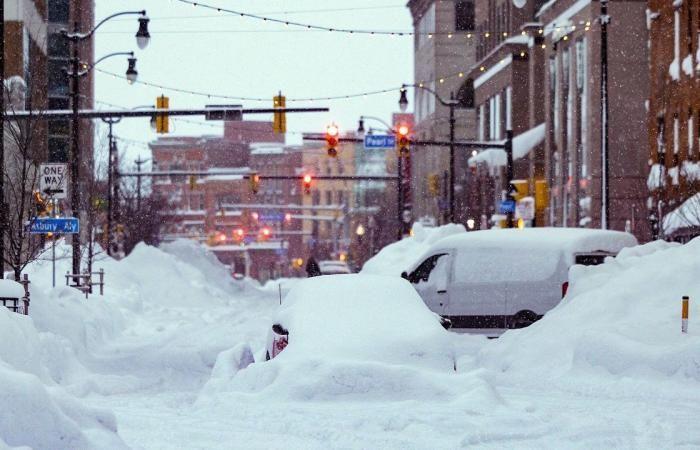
94,0,414,163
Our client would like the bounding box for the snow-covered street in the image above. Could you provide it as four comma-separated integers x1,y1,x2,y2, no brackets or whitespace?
3,236,700,449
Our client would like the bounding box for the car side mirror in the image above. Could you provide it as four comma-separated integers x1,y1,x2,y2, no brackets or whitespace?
272,324,288,336
401,271,408,280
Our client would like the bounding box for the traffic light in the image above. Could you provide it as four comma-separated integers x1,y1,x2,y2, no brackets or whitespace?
259,227,272,241
250,173,260,194
155,95,169,134
396,124,410,156
284,213,292,223
325,124,339,157
273,92,286,134
33,191,47,216
302,174,312,195
233,228,245,242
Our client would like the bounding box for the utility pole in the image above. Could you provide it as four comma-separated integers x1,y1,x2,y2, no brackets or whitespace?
69,20,82,280
397,154,403,240
134,155,149,210
505,130,515,228
102,117,121,256
600,0,610,229
448,92,456,224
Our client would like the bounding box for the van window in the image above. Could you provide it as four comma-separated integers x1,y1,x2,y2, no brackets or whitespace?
409,254,447,284
453,247,560,283
575,253,612,266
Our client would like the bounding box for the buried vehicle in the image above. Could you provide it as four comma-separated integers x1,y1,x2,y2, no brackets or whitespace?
402,228,638,335
263,274,455,371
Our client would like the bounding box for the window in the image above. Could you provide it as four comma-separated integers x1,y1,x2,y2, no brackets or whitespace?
48,34,69,58
408,254,447,284
455,1,475,32
48,97,69,109
674,115,680,154
48,60,69,96
478,104,485,140
689,112,695,158
48,137,69,162
48,120,69,136
325,191,333,205
48,0,70,23
505,86,512,131
494,94,502,139
417,4,435,48
674,7,680,65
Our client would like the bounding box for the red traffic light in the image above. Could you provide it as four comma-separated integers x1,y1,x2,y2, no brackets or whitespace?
284,213,292,222
398,124,409,136
259,227,272,240
302,174,312,194
326,124,340,157
233,228,245,240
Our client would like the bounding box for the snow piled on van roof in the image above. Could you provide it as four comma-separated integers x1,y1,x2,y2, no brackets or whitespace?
429,227,638,255
361,223,466,276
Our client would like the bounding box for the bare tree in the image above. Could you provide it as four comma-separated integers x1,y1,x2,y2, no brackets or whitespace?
2,77,50,279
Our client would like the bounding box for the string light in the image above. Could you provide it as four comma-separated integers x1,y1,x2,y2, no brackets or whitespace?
177,0,589,38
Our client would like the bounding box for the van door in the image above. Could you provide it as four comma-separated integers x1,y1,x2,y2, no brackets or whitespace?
409,253,452,315
447,247,507,331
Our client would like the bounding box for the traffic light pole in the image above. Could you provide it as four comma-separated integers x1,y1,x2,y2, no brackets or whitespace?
448,93,456,224
69,20,82,282
505,130,515,228
102,117,121,257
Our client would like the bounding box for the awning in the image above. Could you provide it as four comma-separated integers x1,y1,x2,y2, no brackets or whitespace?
468,123,546,169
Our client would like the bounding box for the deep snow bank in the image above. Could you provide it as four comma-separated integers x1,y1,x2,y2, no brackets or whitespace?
1,239,267,448
361,223,466,276
479,238,700,382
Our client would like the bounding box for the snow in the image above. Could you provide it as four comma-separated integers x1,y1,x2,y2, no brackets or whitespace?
682,159,700,182
682,54,695,76
669,57,680,80
669,165,680,185
468,123,546,169
419,227,637,269
0,280,24,299
663,192,700,235
647,163,666,189
478,239,700,384
5,233,700,448
361,222,466,276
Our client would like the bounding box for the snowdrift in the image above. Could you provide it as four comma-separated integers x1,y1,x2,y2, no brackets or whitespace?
361,223,466,276
0,239,271,448
479,238,700,383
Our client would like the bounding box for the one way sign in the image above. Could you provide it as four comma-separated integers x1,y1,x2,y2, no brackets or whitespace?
39,163,68,199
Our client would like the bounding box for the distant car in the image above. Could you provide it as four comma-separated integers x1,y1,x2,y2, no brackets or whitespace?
402,228,638,334
264,274,452,363
318,260,352,275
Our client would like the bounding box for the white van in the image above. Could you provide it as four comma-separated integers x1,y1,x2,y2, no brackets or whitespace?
401,228,637,335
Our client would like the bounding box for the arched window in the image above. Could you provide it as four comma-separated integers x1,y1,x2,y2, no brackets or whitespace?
456,78,475,108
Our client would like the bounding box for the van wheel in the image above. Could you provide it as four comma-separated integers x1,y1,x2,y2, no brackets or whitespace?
265,351,270,361
509,311,537,329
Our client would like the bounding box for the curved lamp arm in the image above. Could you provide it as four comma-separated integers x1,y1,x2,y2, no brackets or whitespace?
360,115,394,132
72,51,134,77
401,83,457,107
62,10,146,41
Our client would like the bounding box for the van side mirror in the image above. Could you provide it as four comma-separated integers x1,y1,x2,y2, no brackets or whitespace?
401,271,408,280
272,324,288,336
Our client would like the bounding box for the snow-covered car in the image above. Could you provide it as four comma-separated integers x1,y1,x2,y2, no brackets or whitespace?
318,260,352,275
402,228,638,334
264,274,454,367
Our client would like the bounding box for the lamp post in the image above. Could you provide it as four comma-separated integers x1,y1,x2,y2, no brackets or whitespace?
399,84,459,224
599,0,610,230
61,10,149,278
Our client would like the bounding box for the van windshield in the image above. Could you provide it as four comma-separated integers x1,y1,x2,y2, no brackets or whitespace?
453,246,561,283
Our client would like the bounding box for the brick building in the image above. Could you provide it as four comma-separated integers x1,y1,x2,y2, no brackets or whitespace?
407,0,477,224
647,0,700,241
150,122,319,282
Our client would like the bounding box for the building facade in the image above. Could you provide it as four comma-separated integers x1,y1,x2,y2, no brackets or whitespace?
647,0,700,242
408,0,477,225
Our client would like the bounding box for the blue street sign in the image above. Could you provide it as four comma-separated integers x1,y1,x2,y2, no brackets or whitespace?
499,200,516,214
363,134,395,150
29,217,80,234
259,212,284,222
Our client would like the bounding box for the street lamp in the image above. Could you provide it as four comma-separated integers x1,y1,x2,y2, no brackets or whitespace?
399,84,460,224
61,10,149,280
136,15,151,49
126,57,138,84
